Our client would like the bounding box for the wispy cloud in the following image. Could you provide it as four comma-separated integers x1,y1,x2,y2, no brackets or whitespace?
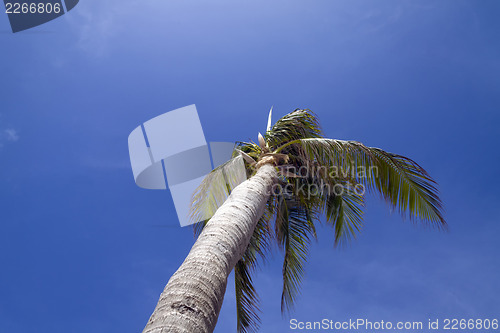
4,128,19,142
64,0,141,58
0,128,20,148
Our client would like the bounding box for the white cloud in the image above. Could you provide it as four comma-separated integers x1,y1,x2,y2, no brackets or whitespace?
4,128,19,142
0,128,20,149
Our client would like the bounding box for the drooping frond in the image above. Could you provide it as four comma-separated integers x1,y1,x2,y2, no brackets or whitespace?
368,148,445,226
265,109,323,150
324,182,364,247
276,153,365,247
275,196,316,314
235,260,259,333
235,198,274,333
278,138,445,228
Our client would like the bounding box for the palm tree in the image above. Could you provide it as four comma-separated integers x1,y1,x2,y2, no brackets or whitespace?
142,109,445,333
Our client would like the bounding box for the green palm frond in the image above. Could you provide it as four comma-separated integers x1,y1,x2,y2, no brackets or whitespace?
278,138,445,228
275,196,316,314
368,148,445,226
235,199,274,333
235,259,259,333
324,182,364,247
234,141,261,158
265,109,323,150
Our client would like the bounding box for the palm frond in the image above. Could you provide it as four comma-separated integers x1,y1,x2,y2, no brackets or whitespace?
368,148,445,226
235,259,260,333
274,152,364,247
235,199,274,333
324,182,364,247
275,196,316,314
280,138,445,228
265,109,323,150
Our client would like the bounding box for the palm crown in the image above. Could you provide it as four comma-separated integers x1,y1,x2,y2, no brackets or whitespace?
191,108,445,333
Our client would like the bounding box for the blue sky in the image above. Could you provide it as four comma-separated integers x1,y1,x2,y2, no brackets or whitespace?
1,0,499,332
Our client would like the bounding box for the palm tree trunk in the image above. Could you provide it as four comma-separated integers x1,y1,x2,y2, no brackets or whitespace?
143,164,277,333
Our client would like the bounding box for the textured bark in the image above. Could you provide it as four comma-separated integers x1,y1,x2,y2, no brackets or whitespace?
143,164,278,333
